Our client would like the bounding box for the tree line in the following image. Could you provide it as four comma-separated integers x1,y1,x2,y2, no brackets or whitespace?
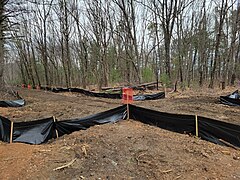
1,0,240,90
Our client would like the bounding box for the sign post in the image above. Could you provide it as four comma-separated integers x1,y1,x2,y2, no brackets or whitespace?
122,87,133,120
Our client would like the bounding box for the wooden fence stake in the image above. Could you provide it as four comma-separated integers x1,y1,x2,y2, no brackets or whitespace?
195,115,198,137
127,103,130,120
10,121,14,143
164,84,167,98
53,116,59,138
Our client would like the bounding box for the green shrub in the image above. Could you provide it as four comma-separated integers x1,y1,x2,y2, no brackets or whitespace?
110,69,121,83
160,73,171,87
142,67,154,82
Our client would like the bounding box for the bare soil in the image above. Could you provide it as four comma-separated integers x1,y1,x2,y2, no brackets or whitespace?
0,86,240,179
0,90,17,101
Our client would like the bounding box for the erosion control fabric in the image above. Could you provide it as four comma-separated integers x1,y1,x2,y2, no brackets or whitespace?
198,116,240,147
0,116,11,142
220,90,240,106
56,105,127,136
0,105,126,145
0,99,25,107
0,105,240,148
129,105,240,148
0,91,25,107
42,87,165,101
129,105,195,134
13,117,56,144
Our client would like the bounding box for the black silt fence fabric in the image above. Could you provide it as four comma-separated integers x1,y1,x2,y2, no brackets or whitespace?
0,104,240,147
133,92,165,101
13,117,56,144
0,90,25,107
56,105,127,136
129,104,195,134
43,87,165,101
198,116,240,147
220,90,240,106
51,87,122,99
0,116,11,142
129,104,240,148
72,87,122,99
0,99,25,107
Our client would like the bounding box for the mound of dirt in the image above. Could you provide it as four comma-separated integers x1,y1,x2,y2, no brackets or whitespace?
0,120,240,179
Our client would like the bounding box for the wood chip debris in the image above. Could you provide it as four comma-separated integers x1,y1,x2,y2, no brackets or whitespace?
162,169,173,173
53,158,77,171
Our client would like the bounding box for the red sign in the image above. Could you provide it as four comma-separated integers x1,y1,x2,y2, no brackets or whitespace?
122,87,133,104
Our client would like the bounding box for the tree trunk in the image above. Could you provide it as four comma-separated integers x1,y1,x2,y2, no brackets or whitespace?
209,0,227,89
0,1,5,89
0,34,4,88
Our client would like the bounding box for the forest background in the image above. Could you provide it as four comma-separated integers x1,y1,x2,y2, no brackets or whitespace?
0,0,240,90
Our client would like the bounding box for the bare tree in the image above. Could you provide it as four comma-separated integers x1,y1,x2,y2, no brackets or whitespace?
33,0,54,86
209,0,229,88
113,0,141,84
85,0,110,89
5,0,239,90
0,0,8,88
0,0,7,89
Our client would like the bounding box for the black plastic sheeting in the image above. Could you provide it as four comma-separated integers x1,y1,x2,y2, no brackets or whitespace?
69,87,121,99
129,104,240,148
0,90,25,107
43,87,121,99
129,105,195,134
41,87,165,101
198,116,240,148
0,104,240,148
0,116,11,142
0,105,126,145
56,105,127,136
133,92,165,101
220,90,240,106
0,99,25,107
13,117,56,144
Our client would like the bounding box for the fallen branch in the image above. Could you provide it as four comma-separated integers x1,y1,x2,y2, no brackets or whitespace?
162,169,173,173
102,81,162,91
53,158,77,171
38,149,51,152
175,175,182,179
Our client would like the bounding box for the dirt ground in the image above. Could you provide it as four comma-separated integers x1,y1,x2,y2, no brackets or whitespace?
0,90,18,101
0,86,240,179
